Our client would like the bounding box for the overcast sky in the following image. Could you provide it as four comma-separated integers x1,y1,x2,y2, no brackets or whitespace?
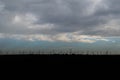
0,0,120,44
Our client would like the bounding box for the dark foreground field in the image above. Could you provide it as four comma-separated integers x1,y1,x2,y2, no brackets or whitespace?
0,54,120,64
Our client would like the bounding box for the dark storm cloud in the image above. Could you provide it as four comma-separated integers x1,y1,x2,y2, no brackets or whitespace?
0,0,120,36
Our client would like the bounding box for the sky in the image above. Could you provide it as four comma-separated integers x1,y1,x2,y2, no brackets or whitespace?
0,0,120,51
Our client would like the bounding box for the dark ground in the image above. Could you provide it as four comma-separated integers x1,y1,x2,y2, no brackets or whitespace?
0,54,120,64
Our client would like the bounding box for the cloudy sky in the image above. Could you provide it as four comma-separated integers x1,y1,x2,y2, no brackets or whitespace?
0,0,120,50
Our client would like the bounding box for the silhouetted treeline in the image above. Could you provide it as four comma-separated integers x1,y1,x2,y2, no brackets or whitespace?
0,48,113,55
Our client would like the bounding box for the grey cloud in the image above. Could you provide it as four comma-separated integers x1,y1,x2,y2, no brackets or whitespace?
0,0,120,36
